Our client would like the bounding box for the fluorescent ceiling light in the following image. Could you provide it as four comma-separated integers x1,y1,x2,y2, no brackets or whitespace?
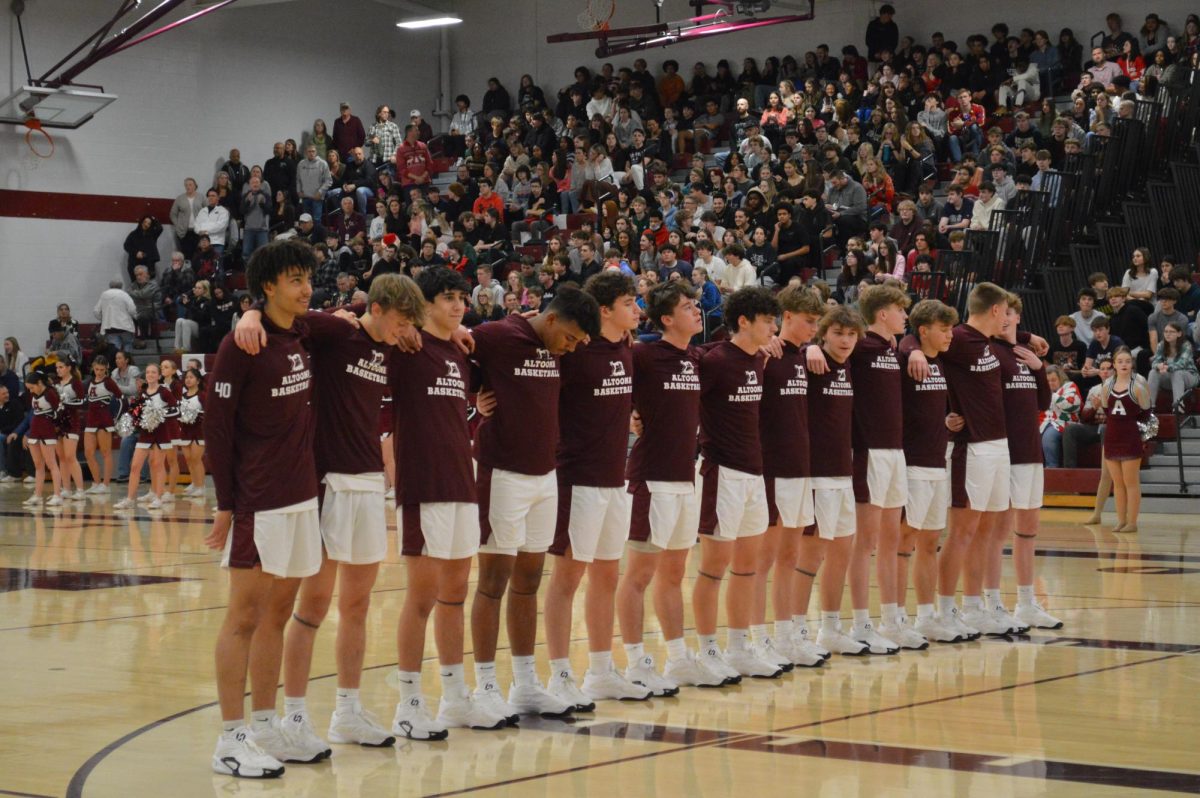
396,15,462,28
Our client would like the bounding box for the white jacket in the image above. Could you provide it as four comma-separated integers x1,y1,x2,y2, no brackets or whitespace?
94,288,137,333
193,205,230,246
970,195,1006,230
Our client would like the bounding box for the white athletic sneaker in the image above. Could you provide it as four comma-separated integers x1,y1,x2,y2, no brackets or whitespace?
22,494,42,506
816,625,869,656
1014,602,1063,630
147,497,162,510
437,693,507,730
698,644,742,684
662,652,726,688
137,491,155,505
990,604,1029,634
327,705,395,747
113,497,135,510
582,666,653,701
507,681,574,717
851,622,900,655
85,483,107,495
212,727,284,779
880,622,929,651
44,495,63,507
0,473,14,483
160,491,175,504
547,668,595,712
752,637,795,672
725,647,784,678
944,605,982,640
279,712,333,760
391,695,449,741
385,487,395,501
472,682,520,726
795,625,831,660
249,717,326,764
23,476,35,484
60,489,74,499
914,614,963,643
961,606,1012,637
625,655,680,696
779,637,826,668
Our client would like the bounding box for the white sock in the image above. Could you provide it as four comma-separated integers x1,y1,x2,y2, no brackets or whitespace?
251,710,274,731
549,657,572,678
938,595,958,615
665,637,688,661
821,611,841,631
624,642,645,664
774,619,794,640
793,615,810,633
588,650,613,673
474,661,497,688
963,595,984,611
1016,585,1035,606
983,588,1002,608
440,664,465,697
396,669,422,699
512,655,538,686
881,602,898,624
699,633,719,653
727,628,750,651
852,608,871,627
283,696,306,718
749,623,768,643
917,603,935,621
335,688,359,714
222,718,242,733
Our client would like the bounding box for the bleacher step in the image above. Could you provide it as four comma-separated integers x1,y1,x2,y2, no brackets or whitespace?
1105,495,1199,514
1149,454,1200,467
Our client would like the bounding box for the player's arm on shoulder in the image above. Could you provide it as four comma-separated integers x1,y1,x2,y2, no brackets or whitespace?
803,343,829,374
233,308,267,355
760,335,784,359
906,347,930,380
304,307,356,341
451,324,475,355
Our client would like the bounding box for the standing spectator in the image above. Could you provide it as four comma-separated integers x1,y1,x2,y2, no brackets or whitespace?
218,149,250,195
159,252,196,321
1039,365,1082,467
240,175,271,258
3,338,29,383
193,190,230,257
169,178,202,260
408,109,434,142
173,280,212,353
0,383,27,481
127,266,162,350
263,143,296,203
1139,13,1172,58
332,102,366,161
447,95,477,159
47,303,78,347
1147,322,1198,407
296,144,332,222
395,124,435,194
123,215,163,281
368,104,402,165
482,77,512,116
94,280,137,353
865,4,899,62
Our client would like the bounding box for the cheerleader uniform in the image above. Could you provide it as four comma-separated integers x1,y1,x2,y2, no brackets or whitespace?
378,391,393,441
56,378,86,440
176,391,205,446
85,376,122,433
164,376,183,447
1103,383,1146,461
28,389,61,445
136,386,178,449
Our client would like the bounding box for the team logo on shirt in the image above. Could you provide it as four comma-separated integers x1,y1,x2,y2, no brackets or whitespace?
446,360,462,379
516,346,559,378
745,370,758,385
679,360,695,376
972,345,999,373
729,370,763,402
610,361,626,377
288,354,305,372
273,352,312,398
872,351,900,371
836,368,847,382
597,359,633,396
346,347,388,385
536,348,551,361
779,363,807,396
916,362,947,392
666,359,700,391
430,359,466,399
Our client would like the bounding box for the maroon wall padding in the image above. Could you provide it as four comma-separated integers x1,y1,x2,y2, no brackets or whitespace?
0,189,172,224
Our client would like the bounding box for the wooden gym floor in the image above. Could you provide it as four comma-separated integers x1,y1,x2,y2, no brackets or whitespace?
0,488,1197,797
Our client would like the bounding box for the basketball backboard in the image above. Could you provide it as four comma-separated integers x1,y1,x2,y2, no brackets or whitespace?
0,85,117,129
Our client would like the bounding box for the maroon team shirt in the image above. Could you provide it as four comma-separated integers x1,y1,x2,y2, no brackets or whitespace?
940,324,1007,443
205,316,317,513
626,339,701,483
898,335,950,469
993,338,1052,465
472,315,560,476
760,341,810,479
557,337,633,488
699,341,766,475
806,349,854,478
392,331,477,504
849,331,903,451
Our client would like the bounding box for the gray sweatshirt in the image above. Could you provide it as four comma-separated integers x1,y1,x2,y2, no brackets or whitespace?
296,156,332,199
826,180,868,220
918,108,948,140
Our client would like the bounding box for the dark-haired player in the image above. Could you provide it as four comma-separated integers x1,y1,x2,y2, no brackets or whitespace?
617,281,725,690
898,300,964,643
809,306,871,656
469,286,600,719
206,238,320,778
545,272,652,706
750,285,827,668
694,286,784,679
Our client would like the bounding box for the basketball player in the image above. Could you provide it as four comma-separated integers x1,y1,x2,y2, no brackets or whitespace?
617,281,727,690
897,300,965,643
749,285,826,669
808,305,871,656
470,286,600,719
206,239,321,779
694,286,784,680
994,294,1062,630
545,272,653,706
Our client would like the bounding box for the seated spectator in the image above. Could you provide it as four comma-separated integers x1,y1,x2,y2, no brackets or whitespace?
127,266,162,349
720,243,758,291
1147,322,1198,407
969,181,1005,229
159,251,196,321
1087,46,1124,89
1121,247,1159,309
825,170,868,245
1069,287,1106,345
1106,287,1150,373
47,303,78,349
325,196,367,246
1047,314,1087,381
1039,365,1082,467
656,243,692,282
1149,287,1188,352
1170,267,1200,325
1080,315,1123,392
173,280,211,352
936,185,973,241
1062,356,1111,467
123,215,163,280
946,89,986,162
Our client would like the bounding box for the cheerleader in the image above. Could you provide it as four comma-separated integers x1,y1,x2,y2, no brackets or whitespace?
177,368,206,499
83,355,122,493
159,358,183,503
114,363,176,511
22,372,64,507
53,357,87,500
1101,347,1152,534
379,390,395,500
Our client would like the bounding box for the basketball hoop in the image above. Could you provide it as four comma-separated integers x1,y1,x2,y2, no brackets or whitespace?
578,0,616,31
22,115,54,159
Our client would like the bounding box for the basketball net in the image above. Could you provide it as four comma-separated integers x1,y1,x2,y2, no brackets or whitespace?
578,0,615,31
